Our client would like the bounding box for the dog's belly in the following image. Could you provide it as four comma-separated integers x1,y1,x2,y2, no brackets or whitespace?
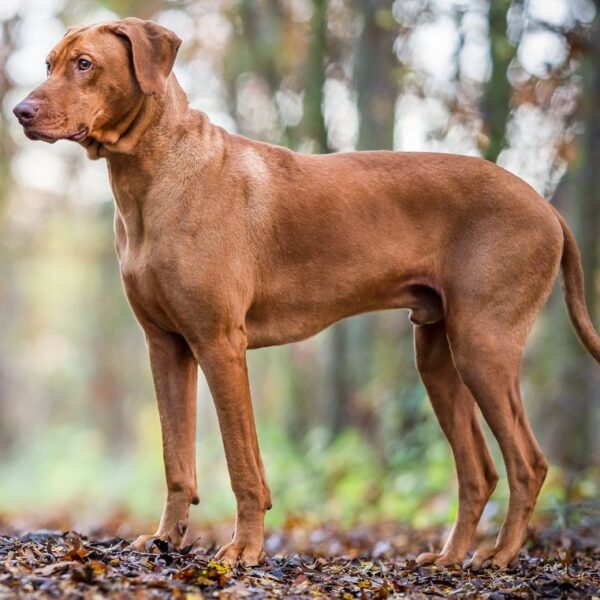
245,279,444,348
245,304,351,348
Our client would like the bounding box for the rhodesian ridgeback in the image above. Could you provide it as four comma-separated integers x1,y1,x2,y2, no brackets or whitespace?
13,18,600,568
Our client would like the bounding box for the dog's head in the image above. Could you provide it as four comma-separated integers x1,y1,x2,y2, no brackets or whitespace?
13,18,181,146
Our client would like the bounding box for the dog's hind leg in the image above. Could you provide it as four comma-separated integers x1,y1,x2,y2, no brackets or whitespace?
414,321,499,567
448,319,548,569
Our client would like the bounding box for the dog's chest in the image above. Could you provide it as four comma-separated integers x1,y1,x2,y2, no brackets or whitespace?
116,228,191,331
119,247,165,311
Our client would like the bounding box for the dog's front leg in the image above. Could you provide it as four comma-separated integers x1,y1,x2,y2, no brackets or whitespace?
198,332,270,566
131,328,199,551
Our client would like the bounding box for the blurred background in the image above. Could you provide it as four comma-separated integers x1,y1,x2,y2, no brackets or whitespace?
0,0,598,536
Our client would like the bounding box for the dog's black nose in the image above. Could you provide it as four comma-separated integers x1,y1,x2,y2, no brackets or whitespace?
13,100,39,124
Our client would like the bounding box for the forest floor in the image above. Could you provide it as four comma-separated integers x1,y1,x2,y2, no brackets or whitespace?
0,519,598,598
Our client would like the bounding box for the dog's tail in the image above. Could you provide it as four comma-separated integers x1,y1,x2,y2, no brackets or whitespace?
554,208,600,363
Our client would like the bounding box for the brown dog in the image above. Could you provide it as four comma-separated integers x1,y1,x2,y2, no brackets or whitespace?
13,18,600,568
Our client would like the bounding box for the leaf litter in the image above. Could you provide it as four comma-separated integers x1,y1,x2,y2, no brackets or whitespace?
0,524,597,598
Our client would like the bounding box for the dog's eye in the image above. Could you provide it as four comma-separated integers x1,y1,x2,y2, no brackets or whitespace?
45,60,51,76
77,58,92,71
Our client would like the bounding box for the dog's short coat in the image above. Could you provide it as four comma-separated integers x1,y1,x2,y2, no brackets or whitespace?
13,18,600,568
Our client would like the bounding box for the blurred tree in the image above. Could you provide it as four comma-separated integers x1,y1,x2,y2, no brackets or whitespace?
545,3,600,491
88,207,132,453
304,0,329,154
320,0,397,438
331,0,401,442
224,1,284,140
0,15,20,454
483,0,518,162
355,0,397,151
0,17,17,203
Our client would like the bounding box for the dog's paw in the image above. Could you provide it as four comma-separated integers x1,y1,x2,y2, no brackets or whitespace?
416,551,440,566
215,541,265,567
129,534,157,552
416,551,463,568
463,546,519,570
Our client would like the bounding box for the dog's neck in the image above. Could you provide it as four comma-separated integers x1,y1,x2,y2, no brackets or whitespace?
98,74,217,246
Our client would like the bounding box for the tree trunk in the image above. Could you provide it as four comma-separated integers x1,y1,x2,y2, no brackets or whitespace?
0,17,19,454
543,9,600,492
483,0,517,162
328,0,398,437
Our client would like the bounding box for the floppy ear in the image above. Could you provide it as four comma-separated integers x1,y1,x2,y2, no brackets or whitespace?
113,18,182,97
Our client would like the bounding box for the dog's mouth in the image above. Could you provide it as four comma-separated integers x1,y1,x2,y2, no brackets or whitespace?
24,127,88,143
68,128,89,142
